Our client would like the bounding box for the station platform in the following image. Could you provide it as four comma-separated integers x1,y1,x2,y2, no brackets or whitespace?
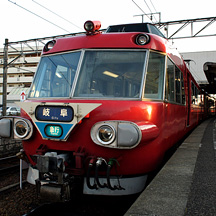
125,118,216,216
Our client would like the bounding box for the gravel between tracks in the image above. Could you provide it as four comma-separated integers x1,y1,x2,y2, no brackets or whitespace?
0,183,41,216
0,170,41,216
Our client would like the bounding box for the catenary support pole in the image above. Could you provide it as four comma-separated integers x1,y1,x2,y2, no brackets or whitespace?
3,38,8,116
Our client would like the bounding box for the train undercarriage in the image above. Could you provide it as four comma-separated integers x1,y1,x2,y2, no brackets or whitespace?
25,148,147,202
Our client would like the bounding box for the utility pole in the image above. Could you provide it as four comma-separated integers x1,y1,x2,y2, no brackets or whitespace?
3,39,8,116
134,12,161,23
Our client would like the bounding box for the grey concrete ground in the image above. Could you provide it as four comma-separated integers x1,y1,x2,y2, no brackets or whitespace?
125,118,216,216
184,118,216,216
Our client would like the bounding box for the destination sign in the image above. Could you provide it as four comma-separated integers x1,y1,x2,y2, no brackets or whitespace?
35,105,74,122
44,124,63,138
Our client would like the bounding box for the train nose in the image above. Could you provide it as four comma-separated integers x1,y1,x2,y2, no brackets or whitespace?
16,102,101,141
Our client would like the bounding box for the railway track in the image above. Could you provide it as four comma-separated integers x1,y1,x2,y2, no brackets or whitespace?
0,155,26,192
24,193,140,216
0,155,20,175
0,181,27,193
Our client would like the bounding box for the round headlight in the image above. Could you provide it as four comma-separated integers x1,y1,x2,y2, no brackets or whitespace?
97,125,115,145
136,34,150,45
14,120,29,139
43,40,56,52
84,20,101,34
84,21,94,31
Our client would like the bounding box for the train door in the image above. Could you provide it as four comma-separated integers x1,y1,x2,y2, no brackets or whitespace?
187,72,190,127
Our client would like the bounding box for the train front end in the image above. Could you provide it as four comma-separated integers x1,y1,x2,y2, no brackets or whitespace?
0,21,167,201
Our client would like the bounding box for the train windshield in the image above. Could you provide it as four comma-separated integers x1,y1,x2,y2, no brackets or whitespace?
73,50,146,98
29,50,165,99
29,51,81,98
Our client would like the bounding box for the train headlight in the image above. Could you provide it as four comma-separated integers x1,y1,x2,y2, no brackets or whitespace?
43,40,56,52
97,125,116,145
136,34,150,45
14,120,28,138
91,121,141,149
84,20,101,34
14,118,33,140
0,117,33,140
84,21,94,31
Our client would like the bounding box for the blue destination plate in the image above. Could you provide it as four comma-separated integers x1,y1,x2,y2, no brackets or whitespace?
35,105,74,122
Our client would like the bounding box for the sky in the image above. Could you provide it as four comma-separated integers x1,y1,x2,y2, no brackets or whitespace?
1,0,216,52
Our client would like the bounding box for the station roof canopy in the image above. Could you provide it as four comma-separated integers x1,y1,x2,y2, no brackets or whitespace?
202,62,216,94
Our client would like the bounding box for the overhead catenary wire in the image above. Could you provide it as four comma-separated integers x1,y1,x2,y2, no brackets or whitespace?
143,0,152,13
132,0,152,22
8,0,71,33
149,0,157,13
143,0,158,22
132,0,146,14
32,0,82,30
132,0,158,23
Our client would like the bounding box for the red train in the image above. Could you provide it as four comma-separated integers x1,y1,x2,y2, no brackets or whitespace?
0,21,215,201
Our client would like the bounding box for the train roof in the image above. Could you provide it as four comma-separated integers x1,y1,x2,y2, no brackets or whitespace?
42,21,185,73
42,21,168,54
42,32,167,54
106,23,166,39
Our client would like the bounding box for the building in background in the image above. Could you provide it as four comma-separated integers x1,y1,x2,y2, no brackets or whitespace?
0,46,41,105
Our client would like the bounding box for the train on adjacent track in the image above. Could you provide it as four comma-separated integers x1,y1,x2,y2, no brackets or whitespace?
0,20,215,201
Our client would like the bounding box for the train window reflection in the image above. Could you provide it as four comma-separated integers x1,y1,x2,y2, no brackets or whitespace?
175,67,181,103
165,58,185,105
73,50,146,98
144,52,165,99
191,81,201,106
29,51,81,98
165,58,175,101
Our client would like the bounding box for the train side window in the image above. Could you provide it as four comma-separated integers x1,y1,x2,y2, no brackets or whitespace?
165,58,185,105
165,58,175,102
195,87,198,105
191,82,196,104
148,25,166,38
144,52,165,99
181,72,185,104
198,91,203,107
191,82,201,105
175,67,181,103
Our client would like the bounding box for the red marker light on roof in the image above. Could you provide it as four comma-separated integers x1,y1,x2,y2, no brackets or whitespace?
84,20,101,35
